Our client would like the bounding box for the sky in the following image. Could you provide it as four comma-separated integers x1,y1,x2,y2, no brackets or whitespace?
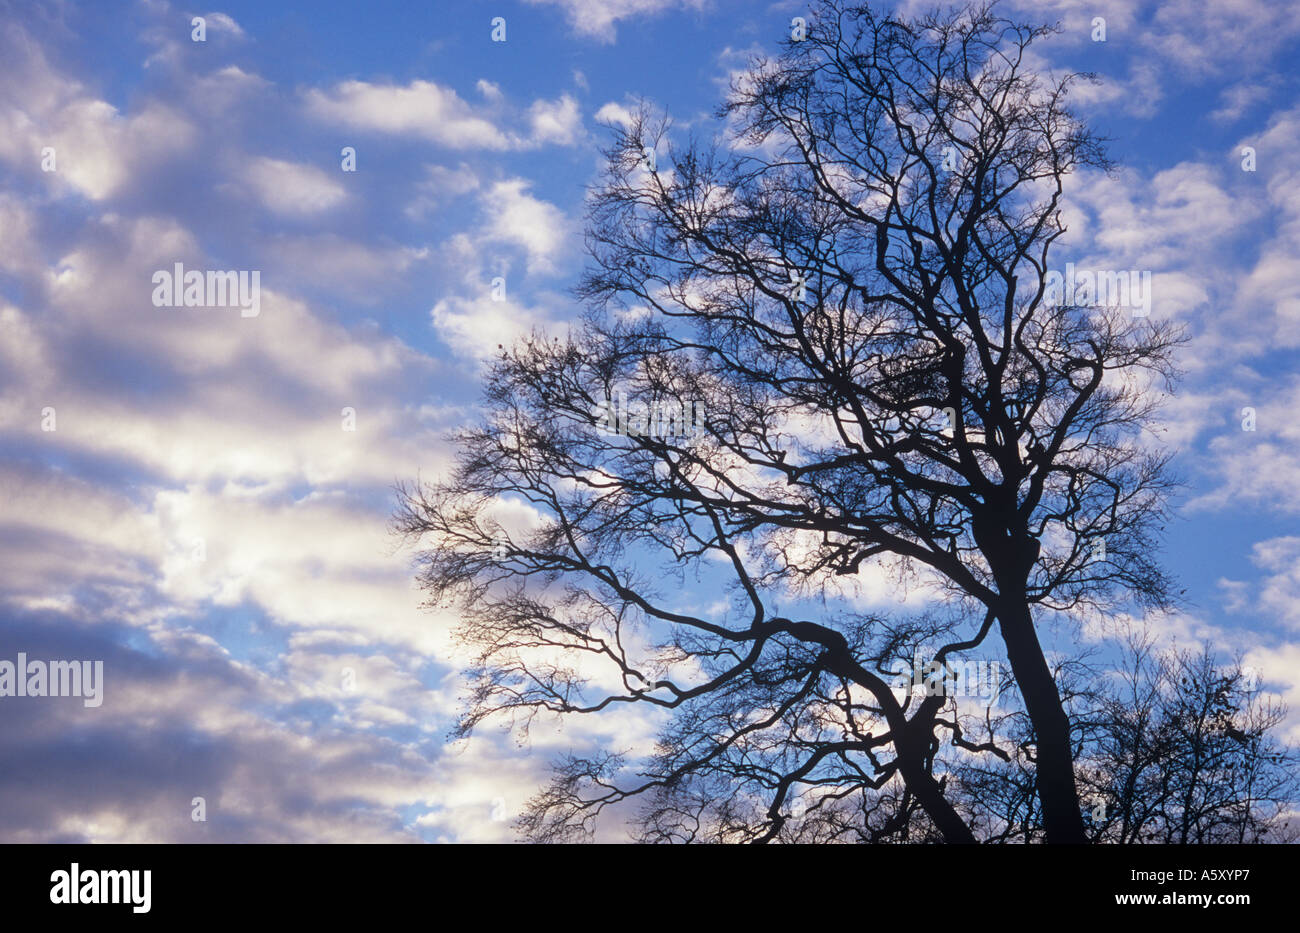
0,0,1298,842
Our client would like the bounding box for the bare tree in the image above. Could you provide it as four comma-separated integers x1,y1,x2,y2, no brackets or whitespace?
949,638,1298,843
1081,643,1298,844
395,0,1186,843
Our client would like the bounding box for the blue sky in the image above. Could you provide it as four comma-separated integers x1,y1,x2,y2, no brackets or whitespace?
1,0,1299,841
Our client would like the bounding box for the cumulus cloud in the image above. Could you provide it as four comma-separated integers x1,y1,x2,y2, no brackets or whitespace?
200,11,246,39
524,0,706,42
304,79,513,149
242,157,348,215
0,606,448,843
262,234,430,299
425,180,576,360
1186,374,1300,515
526,94,583,146
594,100,636,129
0,26,195,200
304,80,584,150
480,179,572,273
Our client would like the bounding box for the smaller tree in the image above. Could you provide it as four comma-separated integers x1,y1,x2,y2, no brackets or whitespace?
951,637,1299,843
1084,642,1297,844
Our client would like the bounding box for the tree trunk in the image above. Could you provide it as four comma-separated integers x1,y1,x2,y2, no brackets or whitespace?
997,598,1088,844
895,729,978,844
823,642,977,843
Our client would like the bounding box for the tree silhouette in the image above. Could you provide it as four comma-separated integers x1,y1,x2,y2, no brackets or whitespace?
395,0,1192,843
1080,643,1298,844
949,637,1298,843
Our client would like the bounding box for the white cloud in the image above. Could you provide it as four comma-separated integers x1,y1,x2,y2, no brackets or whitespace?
304,79,512,149
594,100,635,129
263,234,428,298
524,0,705,42
1059,62,1164,119
1246,537,1300,631
431,285,557,361
1210,81,1276,123
243,157,347,215
1187,376,1300,514
1146,0,1300,78
305,79,584,150
480,179,572,274
527,94,583,146
425,179,575,358
0,209,446,490
0,56,195,200
201,11,246,38
405,162,481,219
